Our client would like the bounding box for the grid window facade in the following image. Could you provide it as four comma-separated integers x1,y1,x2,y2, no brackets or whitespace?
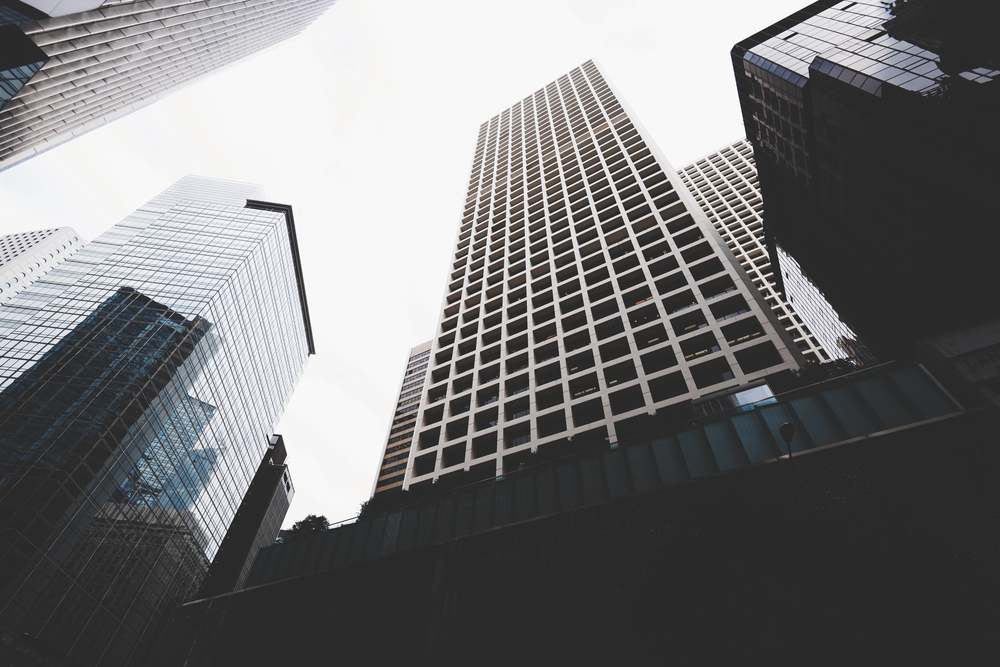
372,341,432,495
678,139,866,365
403,62,804,488
0,227,84,303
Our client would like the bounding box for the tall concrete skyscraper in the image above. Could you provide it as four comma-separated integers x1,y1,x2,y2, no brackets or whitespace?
403,61,803,489
0,0,335,170
0,176,314,666
371,341,431,496
678,139,873,367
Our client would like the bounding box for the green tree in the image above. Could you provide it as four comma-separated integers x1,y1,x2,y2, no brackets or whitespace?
285,514,330,538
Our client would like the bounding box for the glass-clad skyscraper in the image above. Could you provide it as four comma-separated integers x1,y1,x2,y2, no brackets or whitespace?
732,0,1000,359
0,176,313,666
0,0,336,171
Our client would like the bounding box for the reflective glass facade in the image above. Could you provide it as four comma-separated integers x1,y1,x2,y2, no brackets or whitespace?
679,139,873,366
0,0,335,170
0,176,312,666
732,0,1000,358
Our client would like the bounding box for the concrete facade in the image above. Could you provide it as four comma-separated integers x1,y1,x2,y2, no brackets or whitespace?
678,139,869,366
371,340,432,495
404,62,804,489
0,226,83,303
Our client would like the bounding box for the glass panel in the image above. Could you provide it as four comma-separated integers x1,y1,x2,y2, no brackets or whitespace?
415,501,438,547
677,428,718,478
453,490,475,536
364,516,385,561
331,523,355,567
289,534,311,574
703,422,744,470
730,412,777,463
473,486,493,533
379,510,402,555
625,444,658,492
856,377,914,429
558,462,582,510
250,547,277,587
347,520,371,563
535,469,558,516
434,496,455,542
790,395,843,446
579,457,607,504
603,449,631,498
493,480,511,526
760,403,809,453
821,386,876,438
302,532,325,574
514,473,536,521
397,506,420,551
889,368,955,419
273,539,300,583
651,436,688,484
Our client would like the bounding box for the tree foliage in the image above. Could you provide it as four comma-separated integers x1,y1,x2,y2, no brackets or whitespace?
285,514,330,538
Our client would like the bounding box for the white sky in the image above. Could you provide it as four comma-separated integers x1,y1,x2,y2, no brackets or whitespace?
0,0,806,527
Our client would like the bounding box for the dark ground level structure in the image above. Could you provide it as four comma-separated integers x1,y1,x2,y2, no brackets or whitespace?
151,391,999,665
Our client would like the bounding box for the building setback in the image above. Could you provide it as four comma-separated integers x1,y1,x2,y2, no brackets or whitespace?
678,139,872,367
371,341,431,496
0,0,335,171
404,61,803,488
731,0,1000,360
0,175,313,666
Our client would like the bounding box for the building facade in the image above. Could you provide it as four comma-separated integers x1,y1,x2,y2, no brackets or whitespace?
732,0,1000,359
0,175,313,666
0,0,335,171
0,226,83,303
678,139,872,366
371,341,431,496
403,61,804,489
196,434,293,599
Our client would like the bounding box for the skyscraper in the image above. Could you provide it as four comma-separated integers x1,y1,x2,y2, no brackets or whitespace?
732,0,1000,359
195,434,294,599
678,139,873,366
0,0,336,171
0,226,84,302
0,175,313,666
371,341,431,496
403,61,804,489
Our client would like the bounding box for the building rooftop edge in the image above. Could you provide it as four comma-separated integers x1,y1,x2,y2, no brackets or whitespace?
245,200,316,355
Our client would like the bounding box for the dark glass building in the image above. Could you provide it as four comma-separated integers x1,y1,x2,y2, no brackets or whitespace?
0,0,335,171
732,0,1000,360
0,176,313,666
195,434,294,599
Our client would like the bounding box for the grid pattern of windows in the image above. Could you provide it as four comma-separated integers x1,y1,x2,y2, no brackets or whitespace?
372,341,432,495
0,0,335,172
403,62,803,488
678,140,865,365
0,176,312,666
0,227,84,303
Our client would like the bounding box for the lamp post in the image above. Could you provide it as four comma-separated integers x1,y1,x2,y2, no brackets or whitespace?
778,422,795,464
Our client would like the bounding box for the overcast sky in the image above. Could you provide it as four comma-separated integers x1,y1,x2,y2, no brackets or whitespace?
0,0,806,527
